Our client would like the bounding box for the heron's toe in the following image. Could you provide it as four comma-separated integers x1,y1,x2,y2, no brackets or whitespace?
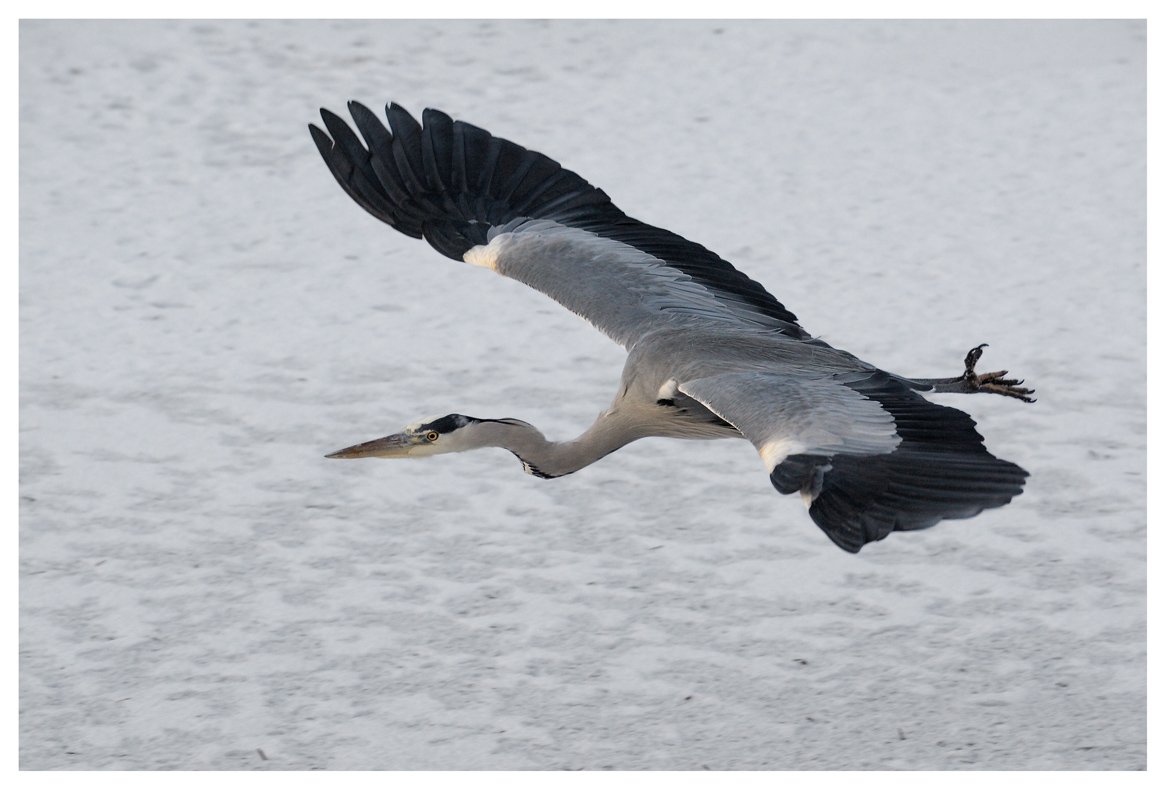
960,345,1036,402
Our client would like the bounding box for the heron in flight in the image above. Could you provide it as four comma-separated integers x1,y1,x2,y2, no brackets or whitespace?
309,101,1034,553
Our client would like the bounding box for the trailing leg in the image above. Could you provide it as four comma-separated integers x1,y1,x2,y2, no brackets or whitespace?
903,344,1036,402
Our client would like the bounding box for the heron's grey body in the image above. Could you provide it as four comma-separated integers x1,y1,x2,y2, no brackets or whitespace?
310,101,1033,553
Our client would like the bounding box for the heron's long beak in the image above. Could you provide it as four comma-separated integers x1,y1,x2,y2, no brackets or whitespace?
326,432,419,459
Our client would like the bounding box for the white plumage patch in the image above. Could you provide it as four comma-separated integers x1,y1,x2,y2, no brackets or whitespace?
758,437,809,472
463,240,501,271
656,379,680,401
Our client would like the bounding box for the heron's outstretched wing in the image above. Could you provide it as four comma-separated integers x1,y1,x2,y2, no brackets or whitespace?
309,102,808,348
679,370,1028,553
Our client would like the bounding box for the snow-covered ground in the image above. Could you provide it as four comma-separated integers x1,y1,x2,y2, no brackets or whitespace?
19,20,1145,770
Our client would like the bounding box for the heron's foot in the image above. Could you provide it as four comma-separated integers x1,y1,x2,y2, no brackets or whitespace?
962,344,1036,403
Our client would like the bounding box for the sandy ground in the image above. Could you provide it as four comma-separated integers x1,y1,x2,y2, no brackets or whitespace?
19,20,1145,770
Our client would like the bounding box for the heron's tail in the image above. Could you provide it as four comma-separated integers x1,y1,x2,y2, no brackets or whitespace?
308,102,616,261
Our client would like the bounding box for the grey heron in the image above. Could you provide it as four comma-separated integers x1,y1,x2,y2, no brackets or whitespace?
309,101,1034,553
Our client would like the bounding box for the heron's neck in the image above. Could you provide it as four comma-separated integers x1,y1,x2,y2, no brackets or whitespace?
479,414,640,479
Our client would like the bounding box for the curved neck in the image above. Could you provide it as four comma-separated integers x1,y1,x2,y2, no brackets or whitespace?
478,414,641,479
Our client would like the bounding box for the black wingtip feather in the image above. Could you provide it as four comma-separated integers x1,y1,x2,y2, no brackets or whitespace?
347,101,392,153
308,122,332,155
420,108,454,194
311,121,403,228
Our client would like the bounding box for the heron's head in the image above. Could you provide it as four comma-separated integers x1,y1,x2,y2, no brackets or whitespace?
326,413,533,460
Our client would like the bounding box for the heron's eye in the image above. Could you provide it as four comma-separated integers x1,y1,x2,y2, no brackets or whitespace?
425,431,439,442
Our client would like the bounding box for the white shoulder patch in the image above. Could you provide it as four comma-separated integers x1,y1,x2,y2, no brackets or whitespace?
463,235,507,271
759,437,809,472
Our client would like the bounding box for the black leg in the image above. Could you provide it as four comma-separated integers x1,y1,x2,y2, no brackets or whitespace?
905,345,1036,402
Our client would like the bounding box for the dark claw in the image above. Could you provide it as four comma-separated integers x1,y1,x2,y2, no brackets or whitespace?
963,343,988,374
962,344,1036,403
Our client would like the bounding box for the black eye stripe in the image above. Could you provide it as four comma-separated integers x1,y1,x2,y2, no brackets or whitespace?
419,414,475,434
